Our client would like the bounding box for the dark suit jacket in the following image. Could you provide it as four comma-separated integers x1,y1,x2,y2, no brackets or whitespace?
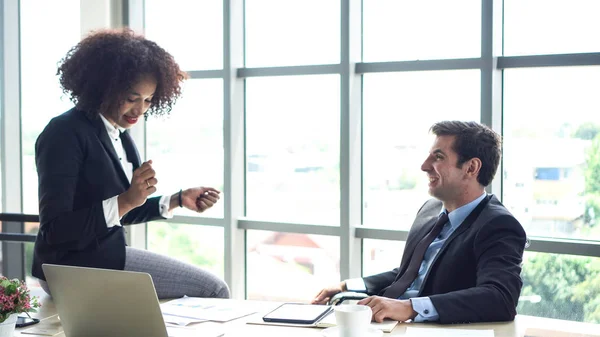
32,108,165,280
362,194,526,324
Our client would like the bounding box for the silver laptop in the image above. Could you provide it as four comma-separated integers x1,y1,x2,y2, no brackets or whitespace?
42,263,223,337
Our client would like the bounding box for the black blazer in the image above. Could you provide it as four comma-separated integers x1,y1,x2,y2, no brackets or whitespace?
32,108,165,280
362,194,526,324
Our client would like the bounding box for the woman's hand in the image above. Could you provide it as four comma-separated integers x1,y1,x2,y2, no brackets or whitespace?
178,187,221,213
118,160,157,216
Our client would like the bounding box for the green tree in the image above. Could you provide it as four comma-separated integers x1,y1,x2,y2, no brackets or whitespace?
572,259,600,323
518,254,590,322
574,122,600,140
584,134,600,227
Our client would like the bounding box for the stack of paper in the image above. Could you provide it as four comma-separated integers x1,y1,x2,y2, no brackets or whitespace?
160,296,256,325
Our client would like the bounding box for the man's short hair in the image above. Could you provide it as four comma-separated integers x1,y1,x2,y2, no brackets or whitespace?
430,121,502,187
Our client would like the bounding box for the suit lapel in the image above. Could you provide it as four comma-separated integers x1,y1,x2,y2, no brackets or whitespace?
395,211,439,282
87,114,131,187
417,194,492,295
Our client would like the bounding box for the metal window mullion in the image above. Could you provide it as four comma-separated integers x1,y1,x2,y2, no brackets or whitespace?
80,0,124,36
481,0,503,197
497,53,600,69
223,0,245,300
238,219,341,237
126,0,147,249
339,0,362,281
355,58,484,73
1,0,25,280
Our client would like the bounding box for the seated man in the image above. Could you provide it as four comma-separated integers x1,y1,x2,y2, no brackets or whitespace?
312,121,526,324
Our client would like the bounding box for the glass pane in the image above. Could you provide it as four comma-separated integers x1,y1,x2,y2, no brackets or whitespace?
20,0,80,214
362,239,405,277
245,0,340,67
363,0,481,62
363,70,480,229
26,224,40,287
519,252,600,324
503,67,600,240
146,79,224,218
25,242,38,288
247,230,340,301
504,0,600,56
246,75,340,224
145,0,223,70
147,222,224,278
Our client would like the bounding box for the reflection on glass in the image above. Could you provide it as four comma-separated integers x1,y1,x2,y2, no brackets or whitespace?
145,0,222,71
362,239,405,277
20,0,80,214
363,0,480,62
503,67,600,240
25,224,40,287
518,252,600,323
362,71,480,229
146,79,224,218
504,0,600,56
247,230,340,301
245,0,340,67
25,242,36,288
246,75,340,224
147,222,224,278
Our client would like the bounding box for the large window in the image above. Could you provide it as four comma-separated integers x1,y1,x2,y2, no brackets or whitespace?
362,239,405,277
245,0,340,67
147,223,224,278
363,0,481,62
362,70,480,229
503,67,600,240
245,75,340,224
144,3,225,277
145,79,224,218
20,0,80,216
246,230,340,302
518,252,600,323
504,0,600,56
145,0,222,70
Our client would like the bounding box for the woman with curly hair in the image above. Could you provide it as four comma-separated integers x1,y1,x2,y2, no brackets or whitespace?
31,29,229,299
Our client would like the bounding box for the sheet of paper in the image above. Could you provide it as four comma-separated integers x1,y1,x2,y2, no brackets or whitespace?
20,315,63,336
405,327,494,337
163,314,207,326
161,297,256,322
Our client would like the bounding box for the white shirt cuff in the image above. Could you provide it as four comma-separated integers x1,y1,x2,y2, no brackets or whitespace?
345,278,367,293
159,195,174,218
410,297,439,322
102,196,121,228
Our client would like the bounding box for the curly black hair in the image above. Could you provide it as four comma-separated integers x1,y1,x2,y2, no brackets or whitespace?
57,28,187,118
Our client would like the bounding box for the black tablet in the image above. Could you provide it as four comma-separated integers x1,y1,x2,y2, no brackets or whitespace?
262,303,333,324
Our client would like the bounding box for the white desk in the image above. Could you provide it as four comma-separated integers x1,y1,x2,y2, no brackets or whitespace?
15,290,600,337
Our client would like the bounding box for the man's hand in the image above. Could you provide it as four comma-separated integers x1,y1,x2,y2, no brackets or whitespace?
358,296,417,323
311,282,346,305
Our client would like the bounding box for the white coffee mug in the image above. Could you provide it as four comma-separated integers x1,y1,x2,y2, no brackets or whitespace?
334,304,372,337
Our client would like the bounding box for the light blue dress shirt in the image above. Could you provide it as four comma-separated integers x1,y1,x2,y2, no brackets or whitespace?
404,193,487,322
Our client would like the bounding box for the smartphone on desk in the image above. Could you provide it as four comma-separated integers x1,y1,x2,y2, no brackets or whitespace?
16,316,40,328
262,303,333,325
